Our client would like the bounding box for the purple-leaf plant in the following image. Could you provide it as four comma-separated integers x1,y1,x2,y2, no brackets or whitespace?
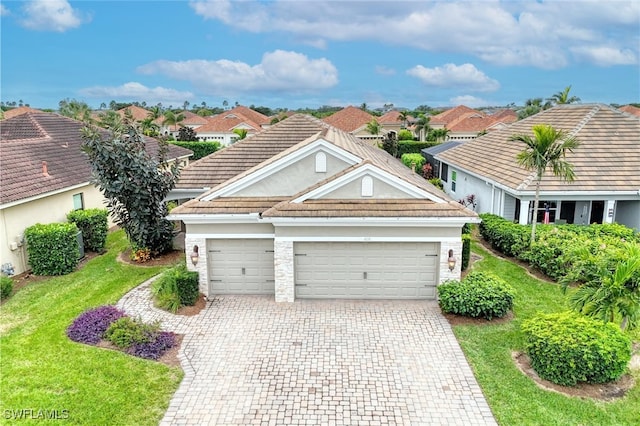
127,331,176,360
67,305,127,344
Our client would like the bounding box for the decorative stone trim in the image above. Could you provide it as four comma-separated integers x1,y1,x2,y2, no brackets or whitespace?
185,236,208,296
274,239,294,302
439,240,462,285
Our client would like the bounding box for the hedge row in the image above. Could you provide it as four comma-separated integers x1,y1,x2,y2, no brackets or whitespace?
170,141,220,160
25,223,80,275
397,141,440,156
67,208,108,252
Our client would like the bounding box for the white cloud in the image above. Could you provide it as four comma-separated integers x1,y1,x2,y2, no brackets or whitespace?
188,0,639,68
20,0,88,32
137,50,338,95
375,66,396,76
407,63,500,92
571,46,638,66
79,82,194,106
449,95,488,108
1,4,9,16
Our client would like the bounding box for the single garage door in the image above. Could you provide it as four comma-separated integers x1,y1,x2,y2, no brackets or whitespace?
294,242,438,299
207,239,275,295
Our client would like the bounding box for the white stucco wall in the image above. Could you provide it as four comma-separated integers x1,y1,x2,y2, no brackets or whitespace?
321,175,413,199
441,166,494,213
615,200,640,230
0,184,107,275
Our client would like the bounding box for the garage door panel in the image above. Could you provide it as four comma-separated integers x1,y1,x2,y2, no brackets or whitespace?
295,242,438,299
208,239,275,295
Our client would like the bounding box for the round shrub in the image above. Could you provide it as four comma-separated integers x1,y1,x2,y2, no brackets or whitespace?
105,317,159,349
521,312,632,386
66,305,126,344
437,271,515,320
0,276,13,300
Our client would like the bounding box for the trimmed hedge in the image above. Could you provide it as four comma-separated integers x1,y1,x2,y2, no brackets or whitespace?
478,213,530,257
25,223,79,275
152,264,199,312
437,271,515,320
67,208,108,252
0,276,13,300
397,141,440,156
461,234,471,271
521,312,631,386
170,141,220,160
400,153,426,172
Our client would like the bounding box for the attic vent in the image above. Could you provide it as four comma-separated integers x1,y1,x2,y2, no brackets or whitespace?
361,176,373,197
315,152,327,173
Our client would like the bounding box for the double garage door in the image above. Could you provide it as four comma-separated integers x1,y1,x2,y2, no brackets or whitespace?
207,239,438,299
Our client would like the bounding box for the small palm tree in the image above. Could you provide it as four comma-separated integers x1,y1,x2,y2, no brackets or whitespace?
510,124,579,244
233,128,248,140
564,243,640,330
414,114,431,141
162,110,185,132
398,110,409,128
365,119,381,135
140,117,160,136
548,85,580,105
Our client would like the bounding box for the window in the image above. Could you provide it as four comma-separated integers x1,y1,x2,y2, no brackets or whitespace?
441,163,449,182
361,176,373,197
315,152,327,173
530,200,558,223
451,170,457,192
73,193,84,210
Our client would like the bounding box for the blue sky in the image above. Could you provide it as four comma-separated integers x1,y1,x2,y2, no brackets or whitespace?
1,0,639,110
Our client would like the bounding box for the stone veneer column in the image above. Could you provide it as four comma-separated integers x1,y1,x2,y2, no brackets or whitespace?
184,236,208,297
438,240,463,284
274,239,295,302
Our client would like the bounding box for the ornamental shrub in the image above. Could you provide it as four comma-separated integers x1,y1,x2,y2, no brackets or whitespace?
175,266,199,306
521,312,632,386
67,208,108,252
428,178,443,190
152,264,199,311
397,141,440,156
0,276,13,300
438,271,515,320
401,153,426,172
25,222,80,275
127,331,176,360
478,214,530,257
105,317,159,349
397,129,414,141
170,141,220,160
66,305,126,344
461,234,472,271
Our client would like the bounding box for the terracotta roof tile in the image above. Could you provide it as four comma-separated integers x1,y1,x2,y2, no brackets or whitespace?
322,106,375,132
117,105,151,121
430,105,478,125
437,104,640,193
619,105,640,118
3,106,43,119
377,110,409,124
1,112,192,205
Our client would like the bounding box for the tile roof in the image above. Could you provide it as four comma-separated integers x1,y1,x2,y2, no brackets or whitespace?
3,106,43,119
175,114,329,189
170,197,287,215
117,105,151,121
194,106,269,134
436,104,640,193
619,105,640,118
181,111,209,126
322,106,375,132
422,141,463,156
430,105,478,125
0,112,192,205
377,110,408,124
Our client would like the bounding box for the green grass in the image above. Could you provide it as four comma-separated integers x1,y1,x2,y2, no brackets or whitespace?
0,231,183,425
454,241,640,425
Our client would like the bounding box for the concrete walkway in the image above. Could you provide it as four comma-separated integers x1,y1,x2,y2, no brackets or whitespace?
117,278,497,425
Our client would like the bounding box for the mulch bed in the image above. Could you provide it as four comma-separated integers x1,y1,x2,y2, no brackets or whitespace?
175,294,207,316
118,249,185,267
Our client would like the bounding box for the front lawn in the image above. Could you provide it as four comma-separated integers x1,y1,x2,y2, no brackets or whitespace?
454,241,640,425
0,231,183,425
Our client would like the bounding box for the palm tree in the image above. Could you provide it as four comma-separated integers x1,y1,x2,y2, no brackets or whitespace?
162,110,185,132
563,243,640,330
233,128,248,140
140,117,160,136
414,113,431,141
510,124,579,244
58,98,92,122
517,98,552,120
398,110,409,128
148,106,162,120
428,128,449,143
548,85,580,105
365,119,381,135
360,103,368,113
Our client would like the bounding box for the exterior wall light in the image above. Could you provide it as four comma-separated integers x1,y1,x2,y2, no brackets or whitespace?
190,245,199,266
448,249,456,271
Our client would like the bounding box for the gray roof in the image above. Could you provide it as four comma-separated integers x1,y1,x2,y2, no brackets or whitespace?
422,141,463,156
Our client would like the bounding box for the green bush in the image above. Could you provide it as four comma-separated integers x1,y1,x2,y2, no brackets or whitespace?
105,317,159,349
397,129,414,141
437,271,515,320
461,234,471,271
170,141,220,160
478,214,530,257
400,153,426,172
397,141,440,156
152,264,199,312
25,223,79,275
67,208,109,252
428,178,443,190
521,312,632,386
0,276,13,300
175,265,199,306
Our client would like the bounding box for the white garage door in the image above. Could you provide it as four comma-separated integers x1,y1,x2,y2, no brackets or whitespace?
294,242,438,299
207,239,275,295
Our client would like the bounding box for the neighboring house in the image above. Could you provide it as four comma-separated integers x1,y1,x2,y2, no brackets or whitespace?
181,111,209,130
322,106,382,145
194,106,269,146
430,105,517,141
117,105,152,122
169,114,478,303
435,104,640,229
377,110,409,136
421,141,463,180
619,105,640,118
0,112,192,276
2,106,43,119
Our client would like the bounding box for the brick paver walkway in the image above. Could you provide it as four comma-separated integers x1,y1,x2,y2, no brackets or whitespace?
117,277,497,425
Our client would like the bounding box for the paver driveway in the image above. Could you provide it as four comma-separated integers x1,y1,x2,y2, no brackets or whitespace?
118,278,497,425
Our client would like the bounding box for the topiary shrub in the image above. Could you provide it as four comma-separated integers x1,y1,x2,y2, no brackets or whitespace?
67,208,109,252
25,223,80,275
66,306,127,344
174,265,199,306
0,276,13,300
401,153,426,172
461,234,472,271
105,317,159,349
438,271,515,320
521,312,632,386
